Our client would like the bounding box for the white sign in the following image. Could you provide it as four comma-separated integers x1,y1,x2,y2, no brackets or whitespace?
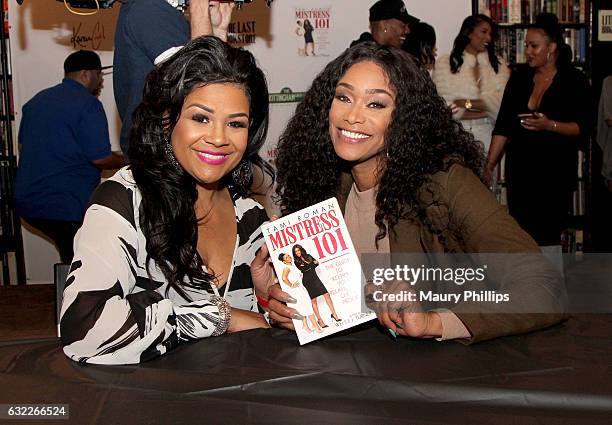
599,10,612,42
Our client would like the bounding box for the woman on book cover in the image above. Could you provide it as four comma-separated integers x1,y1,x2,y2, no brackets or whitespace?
292,244,341,328
268,41,566,344
303,19,315,56
59,36,278,364
278,253,323,333
485,13,590,246
295,20,306,56
432,14,510,154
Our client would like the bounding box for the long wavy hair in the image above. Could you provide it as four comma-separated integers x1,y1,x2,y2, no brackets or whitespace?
129,36,271,299
402,22,436,69
530,12,572,69
450,14,500,74
275,42,484,246
291,244,315,269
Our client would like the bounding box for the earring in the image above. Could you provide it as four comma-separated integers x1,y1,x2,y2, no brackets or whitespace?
163,137,181,171
546,51,551,61
231,160,252,188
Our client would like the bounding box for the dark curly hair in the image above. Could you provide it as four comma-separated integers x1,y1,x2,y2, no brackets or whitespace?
275,42,484,246
129,36,271,299
450,14,500,74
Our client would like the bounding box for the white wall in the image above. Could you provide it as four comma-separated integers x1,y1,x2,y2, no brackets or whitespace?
9,0,471,284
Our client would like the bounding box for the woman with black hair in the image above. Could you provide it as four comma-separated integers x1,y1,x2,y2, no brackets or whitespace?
291,244,340,328
433,14,510,153
401,21,437,73
267,42,565,343
60,36,276,364
486,13,591,246
303,19,315,56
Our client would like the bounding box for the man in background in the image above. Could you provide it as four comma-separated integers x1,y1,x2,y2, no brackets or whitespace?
114,0,233,156
351,0,420,48
15,50,125,264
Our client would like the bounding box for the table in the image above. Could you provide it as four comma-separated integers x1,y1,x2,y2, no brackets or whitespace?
1,315,611,424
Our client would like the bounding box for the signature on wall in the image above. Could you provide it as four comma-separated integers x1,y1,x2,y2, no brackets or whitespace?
71,22,105,50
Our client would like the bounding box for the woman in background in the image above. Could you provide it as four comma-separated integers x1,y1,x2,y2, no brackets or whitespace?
486,13,590,246
402,21,437,74
60,37,276,364
433,14,510,153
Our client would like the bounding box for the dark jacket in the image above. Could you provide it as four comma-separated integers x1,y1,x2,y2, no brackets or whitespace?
350,32,375,47
338,163,567,344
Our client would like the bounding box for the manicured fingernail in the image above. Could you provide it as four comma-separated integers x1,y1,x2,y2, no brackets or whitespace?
285,295,297,304
388,328,398,340
290,312,305,320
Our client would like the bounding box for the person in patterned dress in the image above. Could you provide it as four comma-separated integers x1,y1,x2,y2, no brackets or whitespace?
60,36,276,365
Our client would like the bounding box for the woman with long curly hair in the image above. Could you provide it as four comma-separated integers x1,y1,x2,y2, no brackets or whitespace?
266,42,565,344
432,14,510,153
60,36,276,364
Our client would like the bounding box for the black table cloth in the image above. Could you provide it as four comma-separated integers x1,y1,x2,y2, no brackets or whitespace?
1,315,611,424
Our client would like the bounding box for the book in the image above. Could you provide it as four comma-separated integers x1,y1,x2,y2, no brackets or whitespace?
261,198,375,345
509,0,522,24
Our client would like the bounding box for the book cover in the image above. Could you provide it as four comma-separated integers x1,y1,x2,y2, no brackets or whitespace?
261,198,375,345
509,0,522,24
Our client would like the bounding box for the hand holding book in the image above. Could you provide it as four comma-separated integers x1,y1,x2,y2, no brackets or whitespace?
250,244,278,301
261,198,375,344
266,284,299,330
365,279,443,339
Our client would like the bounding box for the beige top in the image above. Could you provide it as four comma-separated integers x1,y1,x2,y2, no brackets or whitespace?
344,183,389,255
344,183,470,341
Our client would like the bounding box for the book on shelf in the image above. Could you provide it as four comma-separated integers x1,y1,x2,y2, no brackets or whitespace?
561,228,584,254
261,198,375,345
497,27,585,65
479,0,587,24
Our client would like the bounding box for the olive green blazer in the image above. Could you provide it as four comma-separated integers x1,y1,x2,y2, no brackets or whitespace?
338,164,567,344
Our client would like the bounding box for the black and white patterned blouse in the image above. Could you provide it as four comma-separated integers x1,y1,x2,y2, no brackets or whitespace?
60,167,268,364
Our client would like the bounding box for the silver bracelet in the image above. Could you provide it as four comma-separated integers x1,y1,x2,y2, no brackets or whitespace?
551,120,557,131
209,295,232,336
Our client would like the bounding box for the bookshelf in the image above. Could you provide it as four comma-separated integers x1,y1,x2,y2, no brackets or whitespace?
0,0,25,284
472,0,592,252
473,1,590,67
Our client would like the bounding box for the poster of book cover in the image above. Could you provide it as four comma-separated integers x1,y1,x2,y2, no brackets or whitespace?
293,5,332,57
262,198,374,345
